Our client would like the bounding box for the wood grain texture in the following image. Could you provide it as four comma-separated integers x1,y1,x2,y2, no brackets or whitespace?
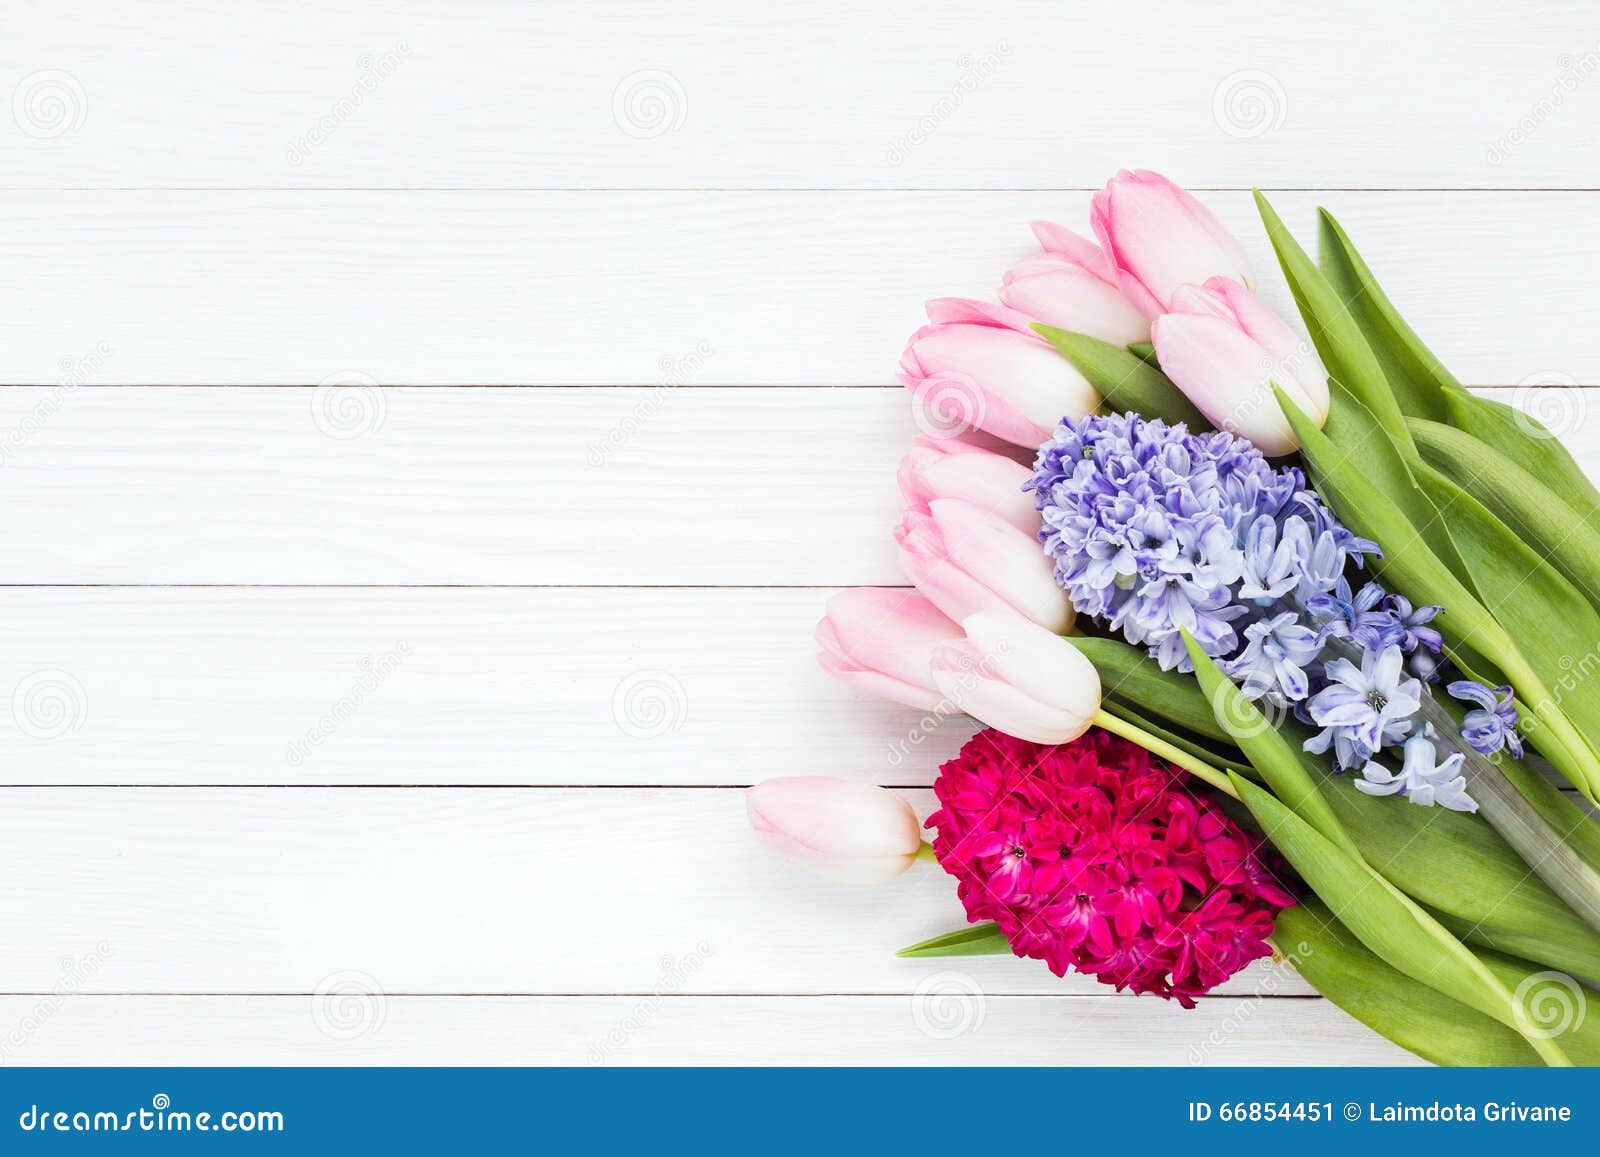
0,787,1319,998
2,192,1599,385
0,996,1418,1066
5,0,1594,190
0,386,1592,585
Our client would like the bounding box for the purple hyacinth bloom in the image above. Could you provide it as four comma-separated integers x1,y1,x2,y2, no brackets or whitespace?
1447,680,1524,759
1305,645,1423,761
1389,594,1443,655
1222,612,1320,703
1355,735,1477,812
1305,578,1403,651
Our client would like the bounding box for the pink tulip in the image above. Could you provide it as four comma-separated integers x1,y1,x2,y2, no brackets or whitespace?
931,611,1100,745
814,587,963,710
1090,169,1253,319
895,498,1074,634
998,225,1150,347
899,298,1100,449
1151,276,1330,456
897,436,1038,534
746,777,923,882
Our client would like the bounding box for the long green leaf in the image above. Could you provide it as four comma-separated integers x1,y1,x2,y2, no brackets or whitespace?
1253,190,1412,452
1031,325,1209,429
1442,385,1600,524
1231,773,1572,1065
1315,208,1452,421
1412,416,1600,609
897,923,1008,958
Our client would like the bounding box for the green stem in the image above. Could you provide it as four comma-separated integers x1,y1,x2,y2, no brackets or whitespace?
1092,708,1239,798
914,840,938,863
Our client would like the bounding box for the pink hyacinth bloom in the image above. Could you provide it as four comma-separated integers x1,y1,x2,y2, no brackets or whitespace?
925,728,1294,1004
1090,169,1253,319
897,436,1038,534
1151,275,1330,456
999,224,1150,347
747,776,923,883
899,298,1100,449
894,498,1074,633
814,587,963,710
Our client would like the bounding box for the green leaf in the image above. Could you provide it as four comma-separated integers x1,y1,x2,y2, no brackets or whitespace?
1253,190,1412,452
1315,208,1452,421
1072,633,1230,743
1274,902,1543,1066
1031,325,1209,429
1231,773,1572,1065
1442,386,1600,524
896,923,1008,958
1182,631,1359,858
1127,340,1158,366
1412,416,1600,609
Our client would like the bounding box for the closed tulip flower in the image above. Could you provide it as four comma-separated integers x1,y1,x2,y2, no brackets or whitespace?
1090,169,1253,318
895,498,1074,634
899,297,1100,449
1151,276,1330,456
814,587,962,710
897,436,1038,534
930,611,1100,745
746,777,923,882
998,225,1150,347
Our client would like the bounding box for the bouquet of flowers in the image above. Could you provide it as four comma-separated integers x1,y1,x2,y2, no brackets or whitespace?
748,170,1600,1066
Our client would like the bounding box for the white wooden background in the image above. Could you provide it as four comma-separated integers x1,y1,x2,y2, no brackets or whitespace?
2,0,1597,1066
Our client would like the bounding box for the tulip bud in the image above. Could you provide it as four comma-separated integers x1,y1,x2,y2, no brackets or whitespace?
899,298,1100,449
897,436,1038,534
1151,276,1330,456
815,587,963,710
999,225,1150,347
895,498,1074,634
930,611,1100,745
1090,169,1253,319
746,777,923,882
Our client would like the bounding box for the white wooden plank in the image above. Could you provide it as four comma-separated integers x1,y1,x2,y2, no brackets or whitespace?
0,787,1318,997
0,385,1594,585
3,0,1592,192
2,192,1599,386
0,995,1418,1066
0,588,977,787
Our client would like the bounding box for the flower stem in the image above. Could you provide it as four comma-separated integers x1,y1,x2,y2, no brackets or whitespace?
1092,708,1239,799
915,840,938,863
